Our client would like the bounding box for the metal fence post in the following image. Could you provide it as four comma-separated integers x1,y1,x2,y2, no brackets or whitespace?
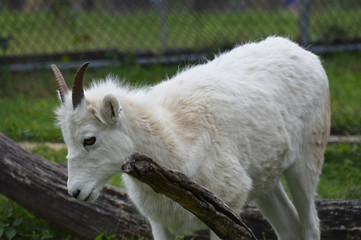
156,0,168,53
299,0,311,46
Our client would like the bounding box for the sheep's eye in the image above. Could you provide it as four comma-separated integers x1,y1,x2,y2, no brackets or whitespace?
83,137,96,146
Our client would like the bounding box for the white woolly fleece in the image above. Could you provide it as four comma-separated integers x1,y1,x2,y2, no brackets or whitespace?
56,37,330,240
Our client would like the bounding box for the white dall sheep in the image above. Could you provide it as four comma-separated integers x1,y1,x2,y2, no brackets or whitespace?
53,37,330,240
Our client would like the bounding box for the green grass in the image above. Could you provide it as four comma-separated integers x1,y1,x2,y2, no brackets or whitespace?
310,5,361,43
323,53,361,135
318,143,361,199
0,96,61,142
0,197,78,240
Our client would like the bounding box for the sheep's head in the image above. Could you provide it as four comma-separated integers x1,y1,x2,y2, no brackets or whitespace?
52,63,134,202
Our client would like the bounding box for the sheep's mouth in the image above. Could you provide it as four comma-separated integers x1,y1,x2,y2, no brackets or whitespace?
84,190,92,202
82,188,97,202
83,187,101,202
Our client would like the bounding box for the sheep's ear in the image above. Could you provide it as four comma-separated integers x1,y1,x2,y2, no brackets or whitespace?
101,94,122,125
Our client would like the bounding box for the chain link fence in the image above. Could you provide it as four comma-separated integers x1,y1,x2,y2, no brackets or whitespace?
1,0,361,66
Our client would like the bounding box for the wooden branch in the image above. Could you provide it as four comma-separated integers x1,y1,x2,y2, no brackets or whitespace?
0,133,151,239
0,132,360,240
121,153,257,240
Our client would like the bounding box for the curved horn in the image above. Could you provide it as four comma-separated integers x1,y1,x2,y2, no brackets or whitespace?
51,64,69,103
72,62,89,110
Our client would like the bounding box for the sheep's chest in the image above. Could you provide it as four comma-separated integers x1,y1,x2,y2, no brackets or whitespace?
123,175,206,235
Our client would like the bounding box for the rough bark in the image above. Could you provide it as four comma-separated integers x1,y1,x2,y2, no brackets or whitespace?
121,153,257,240
1,132,361,239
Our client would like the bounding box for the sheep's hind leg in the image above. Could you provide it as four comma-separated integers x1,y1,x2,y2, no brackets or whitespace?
254,181,302,240
284,158,321,240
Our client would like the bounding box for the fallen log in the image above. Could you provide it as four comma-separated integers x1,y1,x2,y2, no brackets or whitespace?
0,132,360,239
121,153,257,240
0,133,151,239
241,200,361,240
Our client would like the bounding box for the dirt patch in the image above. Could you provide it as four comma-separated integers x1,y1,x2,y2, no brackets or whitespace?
20,142,66,151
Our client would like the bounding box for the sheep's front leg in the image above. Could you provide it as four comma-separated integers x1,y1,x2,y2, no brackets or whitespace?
150,220,176,240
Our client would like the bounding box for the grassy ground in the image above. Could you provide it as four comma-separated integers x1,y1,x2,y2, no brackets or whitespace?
319,143,361,199
0,53,360,239
2,6,361,56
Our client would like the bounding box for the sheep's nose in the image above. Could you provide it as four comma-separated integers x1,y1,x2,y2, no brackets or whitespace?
72,189,81,199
